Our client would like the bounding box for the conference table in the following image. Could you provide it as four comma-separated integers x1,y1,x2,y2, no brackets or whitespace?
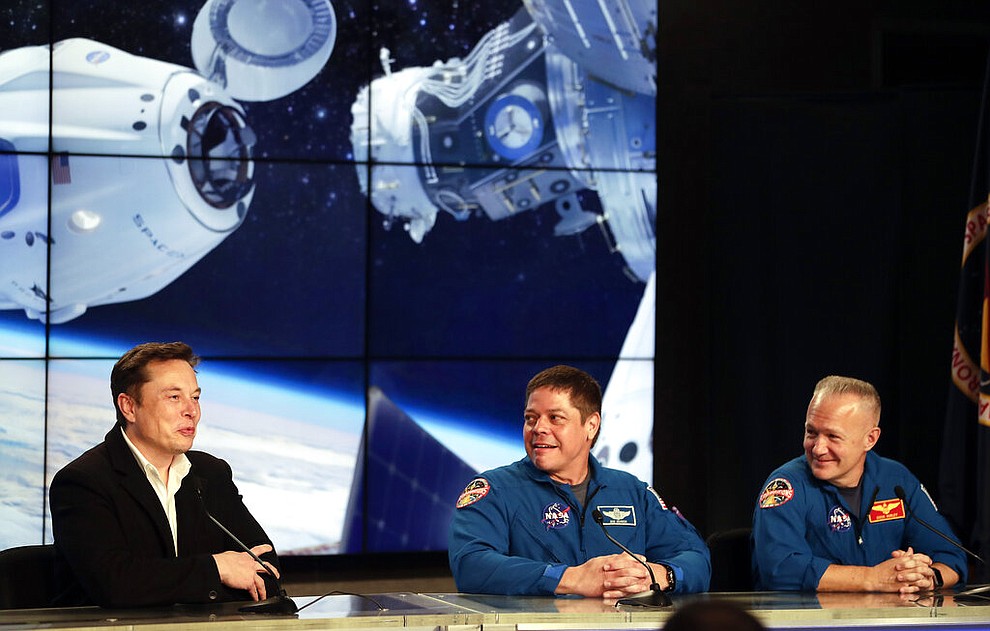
2,589,990,630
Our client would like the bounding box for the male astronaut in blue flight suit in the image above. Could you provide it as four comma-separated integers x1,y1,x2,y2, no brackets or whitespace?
752,376,967,592
448,365,710,597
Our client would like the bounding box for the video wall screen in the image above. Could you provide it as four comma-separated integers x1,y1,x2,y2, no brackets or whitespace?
0,0,657,555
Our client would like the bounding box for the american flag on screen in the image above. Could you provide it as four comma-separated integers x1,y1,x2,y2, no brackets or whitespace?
51,153,71,185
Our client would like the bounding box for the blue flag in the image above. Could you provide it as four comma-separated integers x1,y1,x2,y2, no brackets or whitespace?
941,200,990,583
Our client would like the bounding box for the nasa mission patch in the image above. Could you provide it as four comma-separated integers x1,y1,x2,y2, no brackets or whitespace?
759,478,795,508
455,478,490,508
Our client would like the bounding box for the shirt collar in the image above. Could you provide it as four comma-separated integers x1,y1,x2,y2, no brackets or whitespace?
521,454,602,484
119,427,191,482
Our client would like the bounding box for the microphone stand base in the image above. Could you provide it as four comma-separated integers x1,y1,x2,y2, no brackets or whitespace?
238,594,299,614
616,590,672,608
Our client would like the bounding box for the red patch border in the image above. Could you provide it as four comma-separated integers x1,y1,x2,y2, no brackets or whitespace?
759,477,795,509
868,498,906,523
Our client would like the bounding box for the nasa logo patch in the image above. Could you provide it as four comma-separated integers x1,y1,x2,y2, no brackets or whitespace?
759,478,795,508
455,478,490,508
541,502,572,530
828,505,852,532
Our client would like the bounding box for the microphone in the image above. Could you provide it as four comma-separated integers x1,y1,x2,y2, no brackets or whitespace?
591,509,672,607
893,486,986,566
194,482,298,614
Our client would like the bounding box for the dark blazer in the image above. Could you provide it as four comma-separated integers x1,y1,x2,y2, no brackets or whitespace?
49,426,280,608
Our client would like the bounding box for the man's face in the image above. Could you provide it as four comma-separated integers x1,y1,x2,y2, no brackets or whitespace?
523,386,599,484
803,393,879,488
119,359,201,468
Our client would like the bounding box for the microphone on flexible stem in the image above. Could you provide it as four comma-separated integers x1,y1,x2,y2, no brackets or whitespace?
195,484,298,614
591,509,672,607
893,486,986,566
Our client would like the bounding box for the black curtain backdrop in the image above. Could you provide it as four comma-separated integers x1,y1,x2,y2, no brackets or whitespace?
657,1,990,539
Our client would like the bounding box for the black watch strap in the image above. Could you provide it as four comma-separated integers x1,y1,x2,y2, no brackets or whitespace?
931,566,944,590
661,564,676,592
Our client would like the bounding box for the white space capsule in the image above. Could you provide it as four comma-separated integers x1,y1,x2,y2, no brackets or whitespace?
0,0,335,324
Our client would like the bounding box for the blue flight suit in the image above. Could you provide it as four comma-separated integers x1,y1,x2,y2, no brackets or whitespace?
448,456,711,595
752,452,968,591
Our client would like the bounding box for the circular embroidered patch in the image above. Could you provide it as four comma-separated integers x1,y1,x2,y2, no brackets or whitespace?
829,505,852,532
456,478,490,508
541,502,572,530
759,477,795,508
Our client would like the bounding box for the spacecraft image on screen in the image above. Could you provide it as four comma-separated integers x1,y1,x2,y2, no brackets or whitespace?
352,0,657,485
0,0,335,324
352,2,656,282
0,0,657,555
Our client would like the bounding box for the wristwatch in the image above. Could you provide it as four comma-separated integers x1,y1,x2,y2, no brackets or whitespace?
931,566,944,590
661,564,676,592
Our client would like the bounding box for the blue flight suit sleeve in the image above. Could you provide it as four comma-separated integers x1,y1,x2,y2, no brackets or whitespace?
752,474,831,591
899,481,968,582
641,487,711,593
448,478,566,595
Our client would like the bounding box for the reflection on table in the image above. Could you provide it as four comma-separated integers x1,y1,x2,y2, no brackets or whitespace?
1,588,989,630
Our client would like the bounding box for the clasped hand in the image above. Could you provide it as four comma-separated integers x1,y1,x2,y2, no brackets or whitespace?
213,544,279,601
603,553,664,599
558,553,665,599
879,547,935,594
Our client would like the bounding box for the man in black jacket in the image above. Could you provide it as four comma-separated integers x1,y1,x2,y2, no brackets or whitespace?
50,341,281,607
